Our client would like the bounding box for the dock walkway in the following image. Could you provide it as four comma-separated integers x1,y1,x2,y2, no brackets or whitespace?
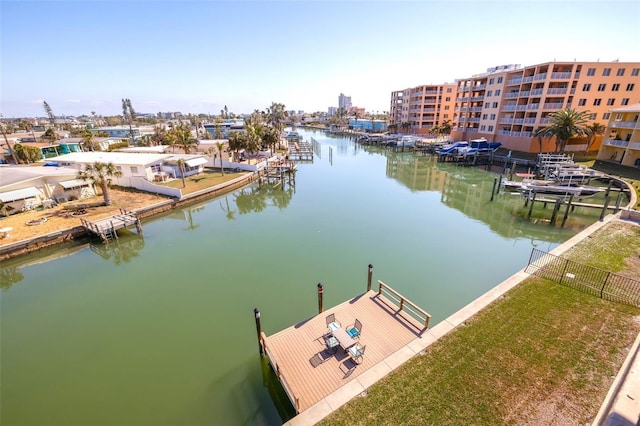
261,282,429,415
80,209,142,243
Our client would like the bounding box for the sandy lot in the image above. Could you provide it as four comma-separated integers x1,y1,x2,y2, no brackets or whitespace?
0,189,169,244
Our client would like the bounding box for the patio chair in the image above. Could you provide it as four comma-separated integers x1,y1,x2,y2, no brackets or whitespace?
326,313,341,333
346,319,362,340
324,335,339,354
348,343,366,364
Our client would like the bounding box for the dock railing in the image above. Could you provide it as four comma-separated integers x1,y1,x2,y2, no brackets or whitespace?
260,332,300,412
377,280,431,329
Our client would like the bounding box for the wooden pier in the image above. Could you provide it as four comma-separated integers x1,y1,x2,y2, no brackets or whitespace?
288,140,314,161
80,209,143,243
258,280,430,414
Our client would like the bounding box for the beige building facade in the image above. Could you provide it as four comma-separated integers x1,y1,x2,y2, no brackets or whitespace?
389,84,457,135
391,61,640,153
596,103,640,167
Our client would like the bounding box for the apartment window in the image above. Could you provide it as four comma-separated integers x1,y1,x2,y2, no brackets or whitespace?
130,166,139,174
589,113,597,120
593,98,602,106
632,68,640,76
480,125,486,131
487,90,492,97
583,83,591,91
626,83,635,91
578,99,586,106
482,114,488,119
587,68,596,76
597,84,606,91
489,78,495,84
603,113,611,120
445,97,451,101
444,106,450,110
484,102,490,108
497,77,503,83
495,89,501,96
444,114,449,119
622,98,630,106
490,114,496,120
492,102,498,108
446,88,452,93
615,113,623,120
607,98,615,106
616,68,625,76
488,125,494,131
602,68,611,76
612,83,620,91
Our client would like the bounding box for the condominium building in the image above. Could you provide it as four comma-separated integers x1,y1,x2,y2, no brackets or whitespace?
389,84,457,134
596,103,640,167
391,61,640,152
338,93,352,110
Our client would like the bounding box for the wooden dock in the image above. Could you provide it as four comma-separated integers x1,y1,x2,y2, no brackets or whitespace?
259,281,430,414
81,209,143,243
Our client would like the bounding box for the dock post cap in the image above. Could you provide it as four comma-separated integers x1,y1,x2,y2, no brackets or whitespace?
368,264,373,270
317,283,323,293
254,308,260,318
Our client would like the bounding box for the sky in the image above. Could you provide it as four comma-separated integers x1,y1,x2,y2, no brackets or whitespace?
1,0,639,118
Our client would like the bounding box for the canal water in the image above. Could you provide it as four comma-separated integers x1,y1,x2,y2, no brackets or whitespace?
0,129,603,425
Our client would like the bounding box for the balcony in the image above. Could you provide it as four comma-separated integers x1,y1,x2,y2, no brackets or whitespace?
471,96,484,102
547,88,568,95
551,72,572,79
630,142,640,150
499,118,514,124
507,78,522,86
469,107,483,112
502,105,518,111
530,88,544,96
524,118,536,124
534,73,548,80
471,84,486,90
457,97,469,102
605,139,630,147
523,76,534,83
514,118,524,124
505,92,520,99
610,121,639,129
519,90,531,97
539,118,551,124
543,103,563,110
410,109,422,113
497,130,511,136
467,118,480,123
425,91,438,95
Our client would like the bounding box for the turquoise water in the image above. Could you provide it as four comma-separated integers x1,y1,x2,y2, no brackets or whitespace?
0,129,601,425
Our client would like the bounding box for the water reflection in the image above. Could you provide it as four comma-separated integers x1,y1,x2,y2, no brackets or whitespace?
234,183,295,215
89,232,145,265
0,266,24,290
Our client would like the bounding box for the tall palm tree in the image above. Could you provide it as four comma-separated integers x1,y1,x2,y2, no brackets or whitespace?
151,125,167,146
585,122,606,153
121,98,136,144
535,108,592,153
440,120,452,136
77,162,123,206
215,141,226,175
169,122,199,154
267,102,287,141
176,159,187,188
533,127,546,154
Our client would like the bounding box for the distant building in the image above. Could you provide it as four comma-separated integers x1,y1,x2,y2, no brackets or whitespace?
203,119,245,138
328,107,337,116
389,83,457,135
338,93,352,110
596,103,640,167
89,126,141,141
349,119,387,132
349,107,365,117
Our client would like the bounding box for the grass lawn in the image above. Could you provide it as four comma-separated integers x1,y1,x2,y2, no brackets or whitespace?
320,221,640,425
159,168,249,194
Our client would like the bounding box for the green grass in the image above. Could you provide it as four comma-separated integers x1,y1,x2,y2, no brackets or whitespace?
159,168,248,194
320,221,640,426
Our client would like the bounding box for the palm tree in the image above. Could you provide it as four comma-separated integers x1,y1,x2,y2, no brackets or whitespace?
21,119,37,144
228,130,247,161
215,141,226,175
0,121,19,164
400,122,410,134
535,108,592,153
440,120,452,136
121,98,136,144
151,125,167,146
77,162,123,206
82,130,95,151
169,122,199,154
585,122,606,153
267,102,287,141
176,159,187,188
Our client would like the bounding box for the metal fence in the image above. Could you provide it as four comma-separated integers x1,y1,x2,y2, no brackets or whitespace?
525,248,640,307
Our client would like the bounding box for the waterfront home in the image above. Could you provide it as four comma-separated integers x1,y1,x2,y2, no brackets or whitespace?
0,165,94,213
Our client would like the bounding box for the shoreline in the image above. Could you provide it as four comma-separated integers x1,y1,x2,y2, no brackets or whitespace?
0,171,258,261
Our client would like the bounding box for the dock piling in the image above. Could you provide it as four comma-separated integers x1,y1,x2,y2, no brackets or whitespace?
367,264,373,291
254,308,263,354
317,283,323,314
490,178,497,201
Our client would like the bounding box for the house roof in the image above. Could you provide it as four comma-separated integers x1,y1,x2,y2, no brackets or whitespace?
48,152,169,166
0,187,42,202
0,165,79,188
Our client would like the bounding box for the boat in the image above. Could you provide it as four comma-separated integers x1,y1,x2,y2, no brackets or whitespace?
501,178,605,198
285,131,301,141
436,141,469,155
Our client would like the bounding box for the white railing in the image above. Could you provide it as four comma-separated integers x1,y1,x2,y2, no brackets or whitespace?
534,73,548,80
606,139,629,147
610,121,638,129
543,103,563,110
547,88,568,95
551,72,572,79
531,88,544,96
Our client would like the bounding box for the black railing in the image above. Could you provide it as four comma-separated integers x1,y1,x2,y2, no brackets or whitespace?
525,248,640,307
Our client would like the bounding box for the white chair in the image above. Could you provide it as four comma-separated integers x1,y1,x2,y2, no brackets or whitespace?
348,343,366,364
326,313,340,333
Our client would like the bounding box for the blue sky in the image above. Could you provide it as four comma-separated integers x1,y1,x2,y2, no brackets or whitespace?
1,0,639,118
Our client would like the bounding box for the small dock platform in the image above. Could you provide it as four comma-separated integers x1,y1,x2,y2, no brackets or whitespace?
288,141,314,161
259,280,430,415
81,208,143,243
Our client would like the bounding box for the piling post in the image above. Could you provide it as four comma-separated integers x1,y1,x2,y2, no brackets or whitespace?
600,181,613,221
550,198,562,225
367,264,373,291
527,191,537,219
613,191,622,213
490,178,497,201
561,194,574,227
254,308,263,354
317,283,324,314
